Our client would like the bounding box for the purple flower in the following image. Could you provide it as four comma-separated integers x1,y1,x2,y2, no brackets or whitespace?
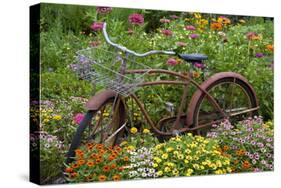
73,113,85,125
166,58,178,66
128,13,144,25
255,52,264,58
189,33,199,39
90,22,104,31
185,25,196,31
96,6,112,14
161,29,173,36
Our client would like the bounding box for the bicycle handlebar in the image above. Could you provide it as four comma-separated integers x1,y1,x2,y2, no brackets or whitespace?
102,22,176,57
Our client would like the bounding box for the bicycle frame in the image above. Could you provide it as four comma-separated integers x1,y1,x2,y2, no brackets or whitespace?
124,68,227,136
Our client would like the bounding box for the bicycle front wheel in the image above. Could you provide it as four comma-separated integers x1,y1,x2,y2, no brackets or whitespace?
187,72,258,136
66,97,126,163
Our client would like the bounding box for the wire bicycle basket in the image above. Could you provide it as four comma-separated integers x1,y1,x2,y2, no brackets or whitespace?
70,46,152,97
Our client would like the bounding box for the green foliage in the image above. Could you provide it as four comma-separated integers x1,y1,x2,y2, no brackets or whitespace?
41,70,92,100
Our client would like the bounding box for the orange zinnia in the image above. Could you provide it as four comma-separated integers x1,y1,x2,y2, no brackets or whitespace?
242,160,251,169
65,167,73,173
85,175,94,182
114,146,122,153
103,165,111,172
112,174,121,181
87,161,95,167
223,145,229,151
78,159,86,165
98,175,107,182
99,149,106,155
96,144,104,150
111,163,117,169
91,153,97,159
123,156,129,161
210,22,222,30
70,172,78,178
108,154,116,161
266,44,274,52
71,163,80,169
95,158,103,164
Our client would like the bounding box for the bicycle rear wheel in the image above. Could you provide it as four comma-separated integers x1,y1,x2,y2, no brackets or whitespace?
66,97,126,163
187,72,258,136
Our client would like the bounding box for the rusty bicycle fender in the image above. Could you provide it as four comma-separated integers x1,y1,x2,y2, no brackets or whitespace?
85,89,118,110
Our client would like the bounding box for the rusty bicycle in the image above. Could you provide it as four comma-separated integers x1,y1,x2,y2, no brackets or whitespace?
66,22,259,163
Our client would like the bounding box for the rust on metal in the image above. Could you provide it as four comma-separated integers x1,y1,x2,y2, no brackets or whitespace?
85,89,117,110
186,72,259,127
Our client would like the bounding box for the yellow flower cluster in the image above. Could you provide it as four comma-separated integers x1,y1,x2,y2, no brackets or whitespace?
152,133,232,177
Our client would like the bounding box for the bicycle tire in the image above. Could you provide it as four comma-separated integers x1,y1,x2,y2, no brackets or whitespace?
66,97,126,164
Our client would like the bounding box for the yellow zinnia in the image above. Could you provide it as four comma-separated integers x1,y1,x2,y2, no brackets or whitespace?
130,127,138,134
53,115,62,120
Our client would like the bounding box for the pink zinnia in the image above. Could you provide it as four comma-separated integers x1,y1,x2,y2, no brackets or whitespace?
90,22,104,31
160,18,171,23
189,33,199,39
170,15,179,19
128,13,144,25
185,25,196,31
73,113,85,125
167,58,178,66
161,29,173,36
96,6,112,14
194,62,205,69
